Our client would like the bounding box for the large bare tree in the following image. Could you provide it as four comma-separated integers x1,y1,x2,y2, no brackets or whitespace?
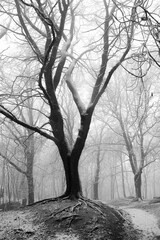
0,0,141,200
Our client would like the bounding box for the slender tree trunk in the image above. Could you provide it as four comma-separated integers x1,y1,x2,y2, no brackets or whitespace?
26,129,35,204
93,173,99,200
26,151,34,204
92,147,101,200
120,155,126,198
26,154,34,204
115,175,120,199
110,173,115,200
134,170,142,200
7,165,11,203
93,171,99,200
143,171,147,199
26,174,34,204
153,163,156,197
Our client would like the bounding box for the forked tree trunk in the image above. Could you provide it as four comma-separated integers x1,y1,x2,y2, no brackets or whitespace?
59,112,93,199
134,170,142,200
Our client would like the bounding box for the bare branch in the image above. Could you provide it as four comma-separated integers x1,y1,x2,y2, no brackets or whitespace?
91,1,137,107
0,152,26,175
0,106,57,143
0,19,11,39
14,0,43,62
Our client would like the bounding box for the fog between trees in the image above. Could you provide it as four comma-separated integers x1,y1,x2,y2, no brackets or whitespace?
0,0,160,205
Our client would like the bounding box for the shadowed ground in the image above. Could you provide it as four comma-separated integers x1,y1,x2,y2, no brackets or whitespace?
0,199,139,240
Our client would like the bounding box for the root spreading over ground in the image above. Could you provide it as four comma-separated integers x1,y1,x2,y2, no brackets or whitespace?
0,198,139,240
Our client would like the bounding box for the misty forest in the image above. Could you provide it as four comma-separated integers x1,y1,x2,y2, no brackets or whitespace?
1,1,160,239
0,0,160,221
0,0,160,207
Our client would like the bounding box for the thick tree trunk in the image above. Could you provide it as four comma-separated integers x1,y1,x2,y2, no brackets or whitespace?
59,112,93,199
62,154,82,199
70,158,82,198
134,170,142,200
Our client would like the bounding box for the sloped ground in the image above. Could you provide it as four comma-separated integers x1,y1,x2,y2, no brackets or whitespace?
108,198,160,240
123,208,160,239
0,198,139,240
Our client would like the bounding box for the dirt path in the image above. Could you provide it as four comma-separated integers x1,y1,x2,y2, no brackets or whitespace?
122,207,160,239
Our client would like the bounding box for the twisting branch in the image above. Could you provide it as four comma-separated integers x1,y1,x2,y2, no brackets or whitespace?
91,0,137,107
0,106,57,143
38,36,57,108
90,1,111,103
66,59,86,115
53,3,75,89
65,48,95,115
137,3,160,66
15,0,44,62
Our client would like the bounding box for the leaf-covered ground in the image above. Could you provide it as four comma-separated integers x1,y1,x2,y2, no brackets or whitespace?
0,198,139,240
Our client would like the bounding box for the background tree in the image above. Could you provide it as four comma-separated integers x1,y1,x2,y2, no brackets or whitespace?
0,105,44,204
136,1,160,67
0,59,46,204
103,68,160,200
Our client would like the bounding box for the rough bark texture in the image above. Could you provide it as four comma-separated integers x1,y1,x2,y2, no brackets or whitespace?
62,154,82,199
61,113,93,199
25,129,35,204
26,175,34,205
134,170,142,200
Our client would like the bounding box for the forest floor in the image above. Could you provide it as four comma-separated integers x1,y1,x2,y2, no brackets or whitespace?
107,197,160,239
0,197,160,239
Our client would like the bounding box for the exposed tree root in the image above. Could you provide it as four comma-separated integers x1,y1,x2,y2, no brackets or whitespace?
29,192,84,206
46,196,124,222
28,193,84,206
32,196,130,240
79,198,106,218
43,199,84,228
29,195,126,227
28,193,70,206
42,197,104,225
